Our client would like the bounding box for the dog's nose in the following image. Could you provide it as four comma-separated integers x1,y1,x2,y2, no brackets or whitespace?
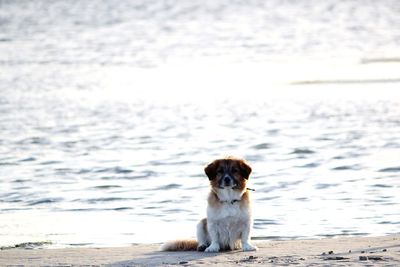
224,176,231,184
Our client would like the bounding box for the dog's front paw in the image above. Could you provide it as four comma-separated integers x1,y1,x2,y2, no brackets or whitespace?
204,243,220,253
242,243,258,252
197,244,208,252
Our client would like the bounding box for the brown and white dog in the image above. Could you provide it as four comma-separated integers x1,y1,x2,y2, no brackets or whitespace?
161,157,257,252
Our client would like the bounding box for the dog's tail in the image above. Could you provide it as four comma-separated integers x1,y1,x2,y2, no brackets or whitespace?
160,239,198,251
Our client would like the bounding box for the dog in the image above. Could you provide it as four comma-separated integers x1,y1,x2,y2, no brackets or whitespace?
161,157,258,252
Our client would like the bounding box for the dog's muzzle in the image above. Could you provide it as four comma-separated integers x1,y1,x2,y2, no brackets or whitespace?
219,175,237,188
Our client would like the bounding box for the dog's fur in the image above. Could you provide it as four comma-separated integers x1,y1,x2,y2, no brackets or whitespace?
161,157,257,252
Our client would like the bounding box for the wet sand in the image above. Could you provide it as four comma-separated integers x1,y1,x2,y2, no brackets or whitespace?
1,235,399,266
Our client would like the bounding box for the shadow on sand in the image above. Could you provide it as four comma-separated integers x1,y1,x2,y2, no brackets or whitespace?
108,249,243,266
108,248,308,267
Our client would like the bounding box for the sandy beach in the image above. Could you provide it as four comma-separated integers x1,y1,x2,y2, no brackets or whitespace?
0,235,398,266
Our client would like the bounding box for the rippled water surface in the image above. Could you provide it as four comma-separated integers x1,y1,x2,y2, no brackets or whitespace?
1,0,400,247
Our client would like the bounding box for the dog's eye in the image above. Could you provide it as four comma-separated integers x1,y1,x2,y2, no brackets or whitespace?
232,168,239,173
217,168,224,174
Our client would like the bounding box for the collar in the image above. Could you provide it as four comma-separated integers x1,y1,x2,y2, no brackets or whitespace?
220,199,240,205
214,188,255,205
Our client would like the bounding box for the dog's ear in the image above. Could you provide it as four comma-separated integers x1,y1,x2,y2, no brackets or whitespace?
204,160,219,180
239,160,252,179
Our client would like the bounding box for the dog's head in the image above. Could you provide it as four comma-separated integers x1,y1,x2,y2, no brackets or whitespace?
204,157,252,191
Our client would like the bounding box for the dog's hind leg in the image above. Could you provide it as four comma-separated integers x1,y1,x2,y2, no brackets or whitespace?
196,218,209,251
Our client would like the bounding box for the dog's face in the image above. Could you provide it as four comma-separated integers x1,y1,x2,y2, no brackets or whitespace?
204,157,252,191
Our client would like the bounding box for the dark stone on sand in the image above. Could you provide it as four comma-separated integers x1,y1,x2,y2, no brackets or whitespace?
328,251,333,254
383,249,387,252
179,261,189,264
240,255,258,263
359,255,383,261
368,256,383,261
324,256,349,261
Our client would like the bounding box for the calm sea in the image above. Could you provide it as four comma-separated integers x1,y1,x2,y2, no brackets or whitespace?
0,0,399,247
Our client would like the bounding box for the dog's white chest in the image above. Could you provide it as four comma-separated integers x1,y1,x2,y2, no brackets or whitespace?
207,202,249,223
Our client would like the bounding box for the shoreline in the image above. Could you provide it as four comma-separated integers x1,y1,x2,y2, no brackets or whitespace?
0,235,399,266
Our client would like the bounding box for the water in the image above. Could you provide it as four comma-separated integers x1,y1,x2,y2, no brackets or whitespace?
1,0,400,247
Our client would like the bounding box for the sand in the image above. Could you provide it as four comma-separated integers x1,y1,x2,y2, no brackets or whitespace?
0,235,399,266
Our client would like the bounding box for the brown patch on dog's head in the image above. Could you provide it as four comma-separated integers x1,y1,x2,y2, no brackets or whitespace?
204,157,252,191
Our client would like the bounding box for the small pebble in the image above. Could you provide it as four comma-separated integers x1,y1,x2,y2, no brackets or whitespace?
359,256,367,261
361,250,365,254
348,250,351,253
179,261,188,264
383,249,387,252
328,251,333,255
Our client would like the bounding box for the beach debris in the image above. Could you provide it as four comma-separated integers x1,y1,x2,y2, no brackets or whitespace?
383,249,387,252
179,261,189,264
321,250,334,255
324,256,349,261
359,255,384,261
368,256,384,261
1,241,52,250
266,256,304,264
239,255,259,263
16,241,52,249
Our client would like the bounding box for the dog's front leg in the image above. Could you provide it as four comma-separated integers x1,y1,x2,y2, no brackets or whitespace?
204,222,220,252
241,224,258,251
